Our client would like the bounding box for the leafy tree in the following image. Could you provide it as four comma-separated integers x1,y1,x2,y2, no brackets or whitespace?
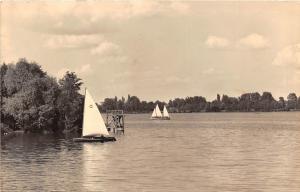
278,97,285,110
101,98,118,111
1,64,8,124
221,95,239,111
259,92,275,112
2,59,59,132
249,92,261,111
210,100,221,112
239,93,251,111
57,71,83,132
287,93,297,110
125,96,141,112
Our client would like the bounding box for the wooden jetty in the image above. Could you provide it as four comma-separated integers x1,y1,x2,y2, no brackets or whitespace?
105,110,125,134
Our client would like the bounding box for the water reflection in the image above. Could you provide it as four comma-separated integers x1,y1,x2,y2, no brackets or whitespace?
82,143,109,191
1,112,300,191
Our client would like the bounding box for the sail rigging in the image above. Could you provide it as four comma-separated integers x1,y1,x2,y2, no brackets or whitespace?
82,89,109,137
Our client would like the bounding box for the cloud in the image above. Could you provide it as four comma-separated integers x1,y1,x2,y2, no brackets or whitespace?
205,36,230,48
205,34,269,50
3,1,191,36
272,44,300,92
78,63,92,74
70,1,190,20
237,33,269,49
56,63,93,79
0,26,16,62
273,44,300,69
202,67,215,75
44,34,123,61
90,42,120,56
44,34,103,49
170,2,190,14
56,67,71,79
165,76,190,84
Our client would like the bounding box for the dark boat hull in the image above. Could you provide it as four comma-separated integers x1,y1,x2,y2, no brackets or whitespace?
73,136,116,143
150,117,170,120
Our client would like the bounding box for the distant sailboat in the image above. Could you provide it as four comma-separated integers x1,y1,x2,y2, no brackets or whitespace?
73,89,116,142
151,104,162,119
150,104,170,120
162,105,170,120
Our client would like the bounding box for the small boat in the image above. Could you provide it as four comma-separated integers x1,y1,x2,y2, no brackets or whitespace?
73,89,116,143
151,104,163,120
162,105,170,120
150,104,170,120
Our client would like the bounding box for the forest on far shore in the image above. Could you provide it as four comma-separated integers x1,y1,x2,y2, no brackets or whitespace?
100,92,300,113
1,59,300,134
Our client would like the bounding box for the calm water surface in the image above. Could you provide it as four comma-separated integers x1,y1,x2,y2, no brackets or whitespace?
1,112,300,192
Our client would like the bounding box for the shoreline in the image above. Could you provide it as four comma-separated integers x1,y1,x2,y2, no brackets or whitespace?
121,110,300,115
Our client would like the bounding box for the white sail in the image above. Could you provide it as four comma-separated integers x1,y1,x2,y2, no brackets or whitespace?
82,89,109,137
163,105,170,117
155,104,162,117
151,107,157,117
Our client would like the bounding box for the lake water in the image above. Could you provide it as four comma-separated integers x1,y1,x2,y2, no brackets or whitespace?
1,112,300,192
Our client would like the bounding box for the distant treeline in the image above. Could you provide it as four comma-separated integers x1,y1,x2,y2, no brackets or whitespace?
1,59,84,134
1,59,300,135
100,92,300,113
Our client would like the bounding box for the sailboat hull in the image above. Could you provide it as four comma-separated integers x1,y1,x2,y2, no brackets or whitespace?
73,136,116,143
150,117,170,120
150,117,161,120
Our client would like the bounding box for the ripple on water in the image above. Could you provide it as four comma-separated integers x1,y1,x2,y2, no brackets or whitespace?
1,112,300,192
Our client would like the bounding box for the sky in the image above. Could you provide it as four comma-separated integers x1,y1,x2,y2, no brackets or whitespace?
1,0,300,102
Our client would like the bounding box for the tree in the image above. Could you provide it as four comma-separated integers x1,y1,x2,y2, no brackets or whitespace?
287,93,297,110
102,98,118,111
1,64,8,124
221,94,238,111
125,96,141,112
278,97,285,110
249,92,261,111
259,92,275,111
210,100,220,112
57,71,83,132
239,93,251,111
2,59,60,132
217,94,220,102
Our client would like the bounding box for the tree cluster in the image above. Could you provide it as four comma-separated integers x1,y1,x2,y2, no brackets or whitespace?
1,59,299,135
1,59,83,134
100,92,300,113
100,95,167,113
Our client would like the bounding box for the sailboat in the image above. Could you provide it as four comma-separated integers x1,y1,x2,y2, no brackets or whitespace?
150,104,170,120
162,105,170,120
150,104,162,120
73,89,116,142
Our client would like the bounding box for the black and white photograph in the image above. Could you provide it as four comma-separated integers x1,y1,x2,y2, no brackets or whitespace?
1,0,300,191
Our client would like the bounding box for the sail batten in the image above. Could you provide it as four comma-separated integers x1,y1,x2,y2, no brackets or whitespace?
82,89,109,137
